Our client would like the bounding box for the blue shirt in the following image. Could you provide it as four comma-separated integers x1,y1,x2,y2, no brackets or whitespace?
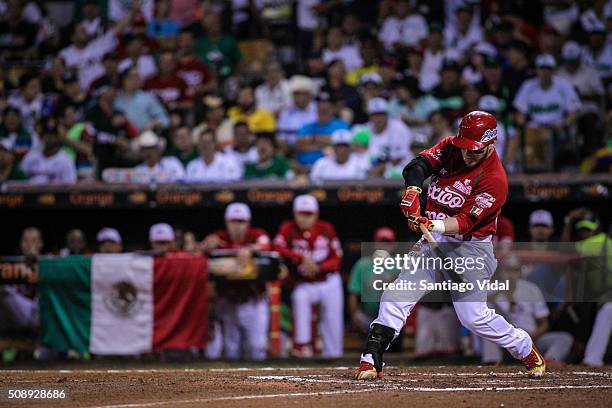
114,91,170,132
147,20,181,38
296,119,349,165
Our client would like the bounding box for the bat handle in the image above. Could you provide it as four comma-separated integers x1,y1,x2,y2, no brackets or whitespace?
419,223,439,248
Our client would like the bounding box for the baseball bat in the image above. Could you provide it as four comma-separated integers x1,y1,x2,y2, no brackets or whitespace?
419,223,466,284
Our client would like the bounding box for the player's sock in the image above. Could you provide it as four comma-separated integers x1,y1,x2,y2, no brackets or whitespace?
360,353,374,365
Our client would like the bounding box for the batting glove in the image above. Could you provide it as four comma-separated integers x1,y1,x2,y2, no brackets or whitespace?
400,186,422,218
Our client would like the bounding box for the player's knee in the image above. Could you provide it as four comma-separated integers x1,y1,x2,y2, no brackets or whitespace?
454,304,490,332
291,288,310,306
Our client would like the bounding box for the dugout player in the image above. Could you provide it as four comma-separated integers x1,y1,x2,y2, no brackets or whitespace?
202,202,271,360
274,194,343,357
356,111,547,379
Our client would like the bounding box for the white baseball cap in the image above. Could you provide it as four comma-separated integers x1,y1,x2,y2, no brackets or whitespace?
479,95,499,112
149,223,175,242
137,130,162,148
562,41,581,61
535,53,556,69
331,129,353,145
97,227,122,243
359,72,383,85
293,194,319,213
529,210,554,227
288,75,316,94
0,138,14,151
367,97,388,115
225,202,251,221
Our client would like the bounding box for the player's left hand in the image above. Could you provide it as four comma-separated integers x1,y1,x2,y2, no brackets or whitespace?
407,215,433,233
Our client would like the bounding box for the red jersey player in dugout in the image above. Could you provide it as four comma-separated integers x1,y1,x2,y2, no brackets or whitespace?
356,111,547,380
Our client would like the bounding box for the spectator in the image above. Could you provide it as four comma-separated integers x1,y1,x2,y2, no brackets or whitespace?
304,49,327,87
0,106,39,161
378,0,428,51
41,56,69,95
431,59,464,116
483,255,573,364
96,228,123,253
85,80,138,176
255,62,291,116
295,92,349,167
0,0,39,61
322,59,361,122
147,0,180,39
79,0,106,38
273,195,344,358
244,132,293,180
429,109,453,144
60,10,133,90
0,139,27,182
357,72,384,106
345,35,379,87
504,41,532,94
193,95,225,141
227,85,276,135
366,98,414,171
323,26,363,72
476,54,512,119
185,130,242,183
582,23,612,84
132,130,184,183
7,73,44,131
194,12,242,79
60,229,89,256
514,54,581,170
143,50,192,111
20,118,76,184
277,76,318,149
514,54,581,129
382,147,411,179
310,129,369,181
201,202,271,361
176,30,215,96
444,4,483,54
420,22,445,92
56,104,95,179
388,76,438,132
348,227,397,335
165,126,198,167
149,223,175,254
224,122,257,167
114,67,170,132
88,53,121,95
118,33,158,81
57,72,87,115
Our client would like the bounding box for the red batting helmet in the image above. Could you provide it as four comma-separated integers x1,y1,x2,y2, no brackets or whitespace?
452,110,497,150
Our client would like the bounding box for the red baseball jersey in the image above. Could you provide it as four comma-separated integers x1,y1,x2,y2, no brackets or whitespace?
143,74,191,103
212,228,271,250
420,136,508,240
273,220,342,281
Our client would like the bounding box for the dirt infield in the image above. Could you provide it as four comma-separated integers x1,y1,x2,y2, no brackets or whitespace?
1,364,611,407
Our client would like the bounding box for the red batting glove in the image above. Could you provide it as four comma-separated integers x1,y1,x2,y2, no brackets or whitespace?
407,215,433,233
400,186,422,218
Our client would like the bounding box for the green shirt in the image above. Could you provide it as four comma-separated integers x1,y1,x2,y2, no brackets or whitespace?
195,35,242,77
245,155,292,179
0,163,28,182
575,233,612,293
348,256,399,318
165,146,198,167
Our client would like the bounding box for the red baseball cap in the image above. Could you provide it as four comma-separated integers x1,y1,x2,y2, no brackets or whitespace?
374,227,396,242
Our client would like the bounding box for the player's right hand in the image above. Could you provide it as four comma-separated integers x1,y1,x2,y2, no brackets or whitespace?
400,186,422,218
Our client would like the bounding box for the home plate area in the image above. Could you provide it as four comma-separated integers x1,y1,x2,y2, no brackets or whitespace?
1,365,611,407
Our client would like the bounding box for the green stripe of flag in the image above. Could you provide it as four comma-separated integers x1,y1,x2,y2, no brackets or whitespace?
39,256,92,352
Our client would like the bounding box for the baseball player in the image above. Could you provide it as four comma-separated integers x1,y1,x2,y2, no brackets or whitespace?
202,202,271,360
356,111,546,379
274,194,343,357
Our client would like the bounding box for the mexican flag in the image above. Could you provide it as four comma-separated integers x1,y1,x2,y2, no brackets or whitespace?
38,253,208,354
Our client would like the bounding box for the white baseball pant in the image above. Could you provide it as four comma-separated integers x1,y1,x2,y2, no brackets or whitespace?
482,331,573,363
216,296,269,361
292,273,344,357
583,302,612,366
371,237,533,360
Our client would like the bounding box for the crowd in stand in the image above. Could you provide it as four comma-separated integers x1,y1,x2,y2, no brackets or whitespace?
1,0,611,186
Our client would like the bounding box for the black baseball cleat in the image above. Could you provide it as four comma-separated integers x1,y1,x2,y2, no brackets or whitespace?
355,323,395,380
